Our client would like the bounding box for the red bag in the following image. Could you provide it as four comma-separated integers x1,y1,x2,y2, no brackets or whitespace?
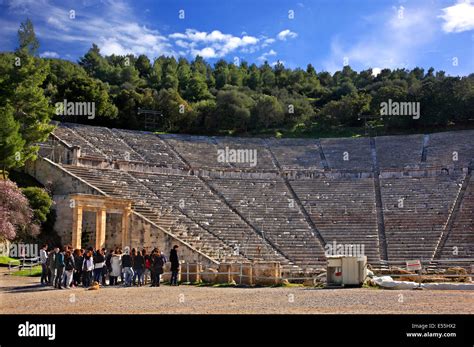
145,259,151,269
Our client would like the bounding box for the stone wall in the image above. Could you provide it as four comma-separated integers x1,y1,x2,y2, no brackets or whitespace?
105,213,122,250
129,215,218,268
26,158,102,246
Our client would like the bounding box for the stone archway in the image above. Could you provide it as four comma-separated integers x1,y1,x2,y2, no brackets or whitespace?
70,194,132,249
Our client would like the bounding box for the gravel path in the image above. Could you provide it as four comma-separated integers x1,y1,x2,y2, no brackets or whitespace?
1,274,473,314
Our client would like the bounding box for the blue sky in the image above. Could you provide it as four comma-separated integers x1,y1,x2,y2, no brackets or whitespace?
0,0,473,75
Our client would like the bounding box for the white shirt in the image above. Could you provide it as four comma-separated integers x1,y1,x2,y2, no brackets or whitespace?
40,249,48,264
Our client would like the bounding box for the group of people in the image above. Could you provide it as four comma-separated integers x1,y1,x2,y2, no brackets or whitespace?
39,244,181,289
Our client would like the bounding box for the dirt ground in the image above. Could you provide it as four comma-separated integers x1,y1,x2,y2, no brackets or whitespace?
0,273,473,314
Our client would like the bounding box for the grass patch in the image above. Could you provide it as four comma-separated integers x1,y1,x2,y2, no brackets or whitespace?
0,256,20,266
362,281,378,289
11,265,42,277
212,282,237,288
272,281,305,288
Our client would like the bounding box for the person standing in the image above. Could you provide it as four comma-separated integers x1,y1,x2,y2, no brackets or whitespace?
105,249,113,286
73,249,83,286
47,249,55,286
169,245,180,286
151,248,165,287
39,244,48,286
53,247,65,289
132,250,145,286
82,250,94,288
64,250,75,288
93,249,105,284
109,248,122,286
142,249,151,285
121,247,133,287
131,248,137,285
101,248,108,286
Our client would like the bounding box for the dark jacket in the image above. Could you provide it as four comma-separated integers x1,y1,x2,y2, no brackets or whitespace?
152,254,165,274
105,253,112,271
65,255,75,271
133,254,145,270
122,254,132,268
93,253,105,265
170,249,179,271
54,252,65,268
74,255,83,271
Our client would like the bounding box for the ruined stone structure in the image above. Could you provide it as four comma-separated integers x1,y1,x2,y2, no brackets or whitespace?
28,122,474,274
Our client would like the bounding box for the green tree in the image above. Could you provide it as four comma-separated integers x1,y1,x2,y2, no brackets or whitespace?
186,72,212,101
21,187,53,224
214,60,229,89
79,44,111,82
252,95,284,129
47,59,118,121
214,89,254,132
17,18,39,56
149,58,163,90
177,58,192,95
156,88,192,132
320,92,371,126
260,62,275,92
246,64,261,90
0,20,54,167
161,58,179,90
0,105,25,176
135,54,152,79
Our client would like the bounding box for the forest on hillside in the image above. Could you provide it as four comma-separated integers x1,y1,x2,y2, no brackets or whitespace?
50,45,474,137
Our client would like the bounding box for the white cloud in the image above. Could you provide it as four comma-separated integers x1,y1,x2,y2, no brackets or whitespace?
46,16,69,31
322,5,438,72
261,37,276,48
257,49,277,61
277,29,298,40
191,47,217,59
4,0,176,59
100,38,131,56
372,67,382,76
439,0,474,33
40,51,59,58
169,29,260,58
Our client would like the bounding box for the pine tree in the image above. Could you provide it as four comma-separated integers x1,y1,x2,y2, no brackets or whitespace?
17,18,39,56
0,105,25,177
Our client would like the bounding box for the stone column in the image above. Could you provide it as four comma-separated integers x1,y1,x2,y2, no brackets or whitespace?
71,206,83,249
95,208,107,250
121,208,131,248
71,146,81,165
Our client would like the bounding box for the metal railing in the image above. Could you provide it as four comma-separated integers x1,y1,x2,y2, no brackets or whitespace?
8,257,41,275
